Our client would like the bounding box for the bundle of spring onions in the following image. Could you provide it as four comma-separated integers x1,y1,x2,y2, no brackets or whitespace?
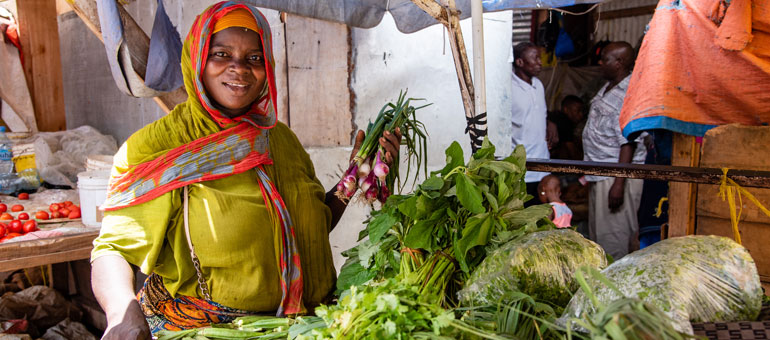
335,91,429,204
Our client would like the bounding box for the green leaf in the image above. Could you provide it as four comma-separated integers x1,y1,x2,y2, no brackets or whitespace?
455,173,485,214
397,196,419,219
421,176,444,191
403,220,436,250
367,213,398,243
505,144,527,172
484,191,499,212
357,239,379,267
335,260,375,294
455,213,493,272
473,137,496,160
441,142,465,176
482,160,519,175
501,204,552,228
497,173,511,204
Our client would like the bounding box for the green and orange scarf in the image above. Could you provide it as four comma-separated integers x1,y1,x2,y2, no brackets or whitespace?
102,2,303,316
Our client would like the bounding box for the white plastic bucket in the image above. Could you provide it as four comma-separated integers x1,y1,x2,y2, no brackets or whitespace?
77,170,110,227
85,154,114,172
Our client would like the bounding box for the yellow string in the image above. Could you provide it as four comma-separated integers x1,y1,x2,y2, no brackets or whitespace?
654,197,669,218
718,168,770,245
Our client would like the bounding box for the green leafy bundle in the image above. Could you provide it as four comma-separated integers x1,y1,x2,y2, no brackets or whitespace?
306,278,507,340
337,138,555,305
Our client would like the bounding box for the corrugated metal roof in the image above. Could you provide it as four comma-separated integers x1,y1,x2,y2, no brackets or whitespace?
594,0,657,46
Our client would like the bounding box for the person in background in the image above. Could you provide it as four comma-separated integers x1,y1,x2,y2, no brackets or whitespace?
510,42,558,207
538,174,572,228
582,41,647,259
548,95,585,160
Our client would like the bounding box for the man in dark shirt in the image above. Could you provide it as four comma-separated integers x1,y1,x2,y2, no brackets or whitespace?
548,95,585,160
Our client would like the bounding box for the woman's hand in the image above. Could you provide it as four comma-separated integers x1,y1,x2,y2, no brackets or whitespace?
102,301,150,340
349,127,403,164
92,255,150,340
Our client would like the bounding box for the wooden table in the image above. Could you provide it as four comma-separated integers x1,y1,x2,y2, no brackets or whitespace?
0,227,100,273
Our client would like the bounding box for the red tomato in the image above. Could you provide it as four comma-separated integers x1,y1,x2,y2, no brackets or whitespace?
49,204,60,212
63,201,74,207
51,211,62,219
0,204,6,213
58,208,71,216
0,213,12,220
8,220,22,234
35,211,49,220
69,205,81,213
22,220,37,234
17,193,29,200
0,224,5,237
17,213,29,220
68,210,81,219
10,205,23,212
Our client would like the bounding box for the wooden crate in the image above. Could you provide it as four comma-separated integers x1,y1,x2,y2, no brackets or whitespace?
695,125,770,293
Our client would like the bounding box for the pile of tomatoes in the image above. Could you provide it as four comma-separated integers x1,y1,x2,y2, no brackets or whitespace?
0,195,81,243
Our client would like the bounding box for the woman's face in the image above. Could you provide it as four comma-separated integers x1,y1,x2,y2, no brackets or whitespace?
202,27,267,118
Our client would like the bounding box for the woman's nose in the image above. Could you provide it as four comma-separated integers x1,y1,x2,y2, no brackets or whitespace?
227,57,249,73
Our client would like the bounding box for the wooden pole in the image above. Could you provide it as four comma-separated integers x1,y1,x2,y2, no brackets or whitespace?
411,0,486,150
66,0,187,113
16,0,67,131
667,133,700,237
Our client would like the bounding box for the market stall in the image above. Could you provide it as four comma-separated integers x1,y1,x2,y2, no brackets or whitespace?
0,0,768,339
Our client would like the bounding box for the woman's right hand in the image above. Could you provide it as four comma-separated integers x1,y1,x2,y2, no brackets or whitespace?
102,300,150,340
92,255,151,340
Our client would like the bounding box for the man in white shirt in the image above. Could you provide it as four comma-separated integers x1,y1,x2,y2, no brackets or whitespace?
511,42,557,206
582,42,646,259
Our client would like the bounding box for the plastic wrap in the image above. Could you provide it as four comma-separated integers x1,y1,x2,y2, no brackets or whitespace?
559,235,763,335
459,229,608,307
34,126,117,187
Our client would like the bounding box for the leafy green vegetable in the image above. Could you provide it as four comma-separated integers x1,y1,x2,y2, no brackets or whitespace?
460,229,608,308
560,235,763,334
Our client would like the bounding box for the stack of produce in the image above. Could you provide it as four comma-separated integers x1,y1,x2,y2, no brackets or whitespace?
336,138,556,306
158,112,765,339
559,235,764,335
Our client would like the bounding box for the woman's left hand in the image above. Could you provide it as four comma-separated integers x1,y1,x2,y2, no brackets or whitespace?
349,127,403,164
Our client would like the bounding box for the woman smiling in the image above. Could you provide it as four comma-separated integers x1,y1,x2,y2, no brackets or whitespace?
89,3,401,339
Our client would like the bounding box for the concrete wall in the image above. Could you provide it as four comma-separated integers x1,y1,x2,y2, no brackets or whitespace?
55,1,513,271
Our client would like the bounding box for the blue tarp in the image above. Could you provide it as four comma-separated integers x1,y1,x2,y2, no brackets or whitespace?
243,0,603,33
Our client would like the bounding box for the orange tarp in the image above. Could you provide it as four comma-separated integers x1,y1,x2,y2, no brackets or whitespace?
620,0,770,138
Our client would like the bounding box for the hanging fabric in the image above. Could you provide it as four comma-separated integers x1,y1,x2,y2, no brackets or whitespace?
97,0,183,97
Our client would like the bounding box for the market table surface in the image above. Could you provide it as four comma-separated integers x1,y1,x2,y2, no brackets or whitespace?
0,225,100,272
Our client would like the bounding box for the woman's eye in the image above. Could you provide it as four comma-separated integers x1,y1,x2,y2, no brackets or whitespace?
212,51,227,57
249,55,264,63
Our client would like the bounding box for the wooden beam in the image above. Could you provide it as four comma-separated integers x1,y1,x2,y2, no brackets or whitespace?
16,0,67,131
667,133,700,237
66,0,187,113
600,5,657,20
525,159,770,189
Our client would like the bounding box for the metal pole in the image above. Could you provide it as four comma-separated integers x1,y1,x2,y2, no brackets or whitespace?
471,0,487,132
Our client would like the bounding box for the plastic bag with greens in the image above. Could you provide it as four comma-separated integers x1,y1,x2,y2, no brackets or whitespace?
560,235,763,335
458,229,608,307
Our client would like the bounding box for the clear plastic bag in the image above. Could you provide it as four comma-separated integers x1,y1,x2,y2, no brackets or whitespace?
458,229,608,307
33,126,118,187
559,235,763,335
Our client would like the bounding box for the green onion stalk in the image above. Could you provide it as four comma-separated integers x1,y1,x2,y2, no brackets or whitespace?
406,250,457,307
335,90,429,204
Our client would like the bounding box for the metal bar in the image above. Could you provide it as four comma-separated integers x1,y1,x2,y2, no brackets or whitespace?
526,159,770,189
